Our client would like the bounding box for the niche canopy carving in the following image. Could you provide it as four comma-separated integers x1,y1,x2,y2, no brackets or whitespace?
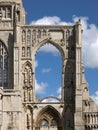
23,64,32,88
21,26,65,47
23,63,33,102
21,26,68,58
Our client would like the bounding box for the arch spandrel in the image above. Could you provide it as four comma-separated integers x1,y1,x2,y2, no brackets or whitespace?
34,105,63,128
33,39,65,59
21,25,71,59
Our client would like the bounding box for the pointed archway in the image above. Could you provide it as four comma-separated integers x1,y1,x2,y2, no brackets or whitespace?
35,105,63,130
35,43,62,99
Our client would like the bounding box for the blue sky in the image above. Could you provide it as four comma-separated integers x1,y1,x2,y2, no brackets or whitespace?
23,0,98,104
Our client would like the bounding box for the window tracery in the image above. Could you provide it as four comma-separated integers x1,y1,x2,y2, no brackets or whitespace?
0,41,8,88
0,6,11,19
7,7,11,18
40,119,49,127
51,119,57,127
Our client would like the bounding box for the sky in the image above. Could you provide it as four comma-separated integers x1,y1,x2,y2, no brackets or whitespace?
23,0,98,104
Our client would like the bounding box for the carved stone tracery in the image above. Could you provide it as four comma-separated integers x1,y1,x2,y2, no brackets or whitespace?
23,63,33,102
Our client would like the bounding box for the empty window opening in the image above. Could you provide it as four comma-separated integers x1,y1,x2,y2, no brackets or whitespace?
35,43,62,100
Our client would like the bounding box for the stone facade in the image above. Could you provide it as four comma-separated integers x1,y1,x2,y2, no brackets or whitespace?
0,0,98,130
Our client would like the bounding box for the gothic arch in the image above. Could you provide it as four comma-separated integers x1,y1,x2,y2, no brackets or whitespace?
33,39,65,59
0,40,8,88
33,39,65,101
35,105,63,128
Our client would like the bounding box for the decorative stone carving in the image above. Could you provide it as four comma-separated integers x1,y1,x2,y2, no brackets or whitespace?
23,63,33,102
22,30,26,43
27,30,31,45
22,47,25,57
27,47,31,57
0,1,98,130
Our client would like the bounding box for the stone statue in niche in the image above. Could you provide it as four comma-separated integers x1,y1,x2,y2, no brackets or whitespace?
23,64,33,102
24,65,32,86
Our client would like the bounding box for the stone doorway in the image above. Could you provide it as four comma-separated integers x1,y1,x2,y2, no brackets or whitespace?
35,106,63,130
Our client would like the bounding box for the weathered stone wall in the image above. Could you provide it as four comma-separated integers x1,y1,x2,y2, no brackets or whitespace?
0,0,98,130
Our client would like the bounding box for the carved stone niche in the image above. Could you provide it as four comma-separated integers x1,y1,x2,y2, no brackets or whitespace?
22,62,33,102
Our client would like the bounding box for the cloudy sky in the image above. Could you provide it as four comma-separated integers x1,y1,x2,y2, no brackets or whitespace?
23,0,98,104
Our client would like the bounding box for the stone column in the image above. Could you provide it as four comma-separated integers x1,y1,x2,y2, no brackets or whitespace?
74,19,84,130
14,25,22,90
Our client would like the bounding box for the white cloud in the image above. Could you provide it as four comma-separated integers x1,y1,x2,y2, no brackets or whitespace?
31,16,72,25
91,91,98,106
42,98,59,103
35,79,48,95
57,87,61,99
31,16,98,68
73,16,98,68
34,60,38,69
39,43,60,56
42,68,52,73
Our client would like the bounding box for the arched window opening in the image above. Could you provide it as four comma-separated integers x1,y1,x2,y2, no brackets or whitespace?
40,119,49,127
51,119,57,127
35,43,62,100
0,41,8,88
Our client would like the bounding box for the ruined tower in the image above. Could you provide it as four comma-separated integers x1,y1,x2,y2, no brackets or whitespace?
0,0,98,130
